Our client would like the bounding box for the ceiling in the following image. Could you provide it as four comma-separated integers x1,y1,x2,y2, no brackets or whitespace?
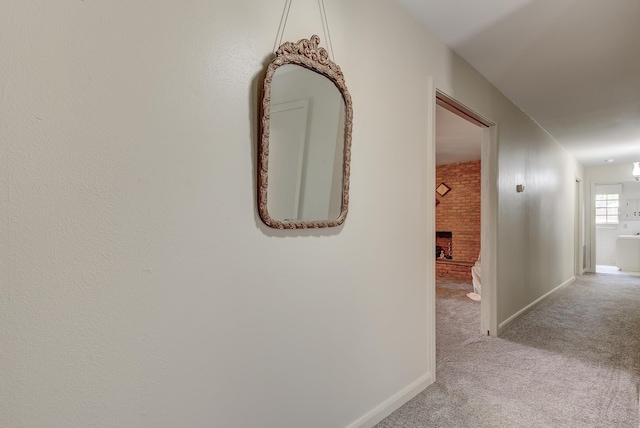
397,0,640,167
436,104,482,166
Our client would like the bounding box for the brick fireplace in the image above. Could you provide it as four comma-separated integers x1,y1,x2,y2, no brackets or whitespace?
435,160,481,281
435,231,452,259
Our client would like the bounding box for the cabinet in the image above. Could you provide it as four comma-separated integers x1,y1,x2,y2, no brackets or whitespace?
623,199,640,221
616,235,640,271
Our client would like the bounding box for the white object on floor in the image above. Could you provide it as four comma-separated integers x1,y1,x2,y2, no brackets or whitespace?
616,235,640,272
472,254,481,296
467,292,481,302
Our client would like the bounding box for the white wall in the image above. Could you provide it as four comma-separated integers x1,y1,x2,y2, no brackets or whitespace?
586,164,640,271
1,0,582,427
494,118,584,327
596,227,618,265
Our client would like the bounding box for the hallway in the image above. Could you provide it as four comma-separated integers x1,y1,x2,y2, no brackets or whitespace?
376,274,640,427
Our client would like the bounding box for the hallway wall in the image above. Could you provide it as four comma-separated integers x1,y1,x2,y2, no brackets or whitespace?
1,1,583,426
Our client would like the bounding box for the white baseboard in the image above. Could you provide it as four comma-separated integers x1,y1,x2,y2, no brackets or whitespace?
346,372,433,428
498,276,575,335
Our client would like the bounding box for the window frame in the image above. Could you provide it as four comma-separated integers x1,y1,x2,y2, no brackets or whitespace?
595,193,619,226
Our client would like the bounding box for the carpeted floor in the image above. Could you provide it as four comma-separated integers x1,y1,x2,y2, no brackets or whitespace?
375,274,640,427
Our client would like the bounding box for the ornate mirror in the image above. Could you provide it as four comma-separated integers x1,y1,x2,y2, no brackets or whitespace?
258,35,353,229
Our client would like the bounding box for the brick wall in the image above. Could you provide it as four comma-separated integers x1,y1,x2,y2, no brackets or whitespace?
435,160,481,280
436,263,473,280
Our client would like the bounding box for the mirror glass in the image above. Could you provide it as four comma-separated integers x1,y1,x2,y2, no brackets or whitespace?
258,35,352,229
268,64,345,222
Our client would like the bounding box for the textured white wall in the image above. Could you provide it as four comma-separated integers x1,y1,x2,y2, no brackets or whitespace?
1,2,433,427
596,228,617,265
493,118,584,324
1,0,582,427
596,227,618,265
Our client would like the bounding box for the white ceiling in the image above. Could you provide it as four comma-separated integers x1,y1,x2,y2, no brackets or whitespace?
436,104,482,166
398,0,640,167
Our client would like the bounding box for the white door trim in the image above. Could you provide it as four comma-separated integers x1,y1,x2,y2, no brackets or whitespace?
435,91,498,337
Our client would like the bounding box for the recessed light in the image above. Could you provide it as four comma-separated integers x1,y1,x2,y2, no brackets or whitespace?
605,159,614,163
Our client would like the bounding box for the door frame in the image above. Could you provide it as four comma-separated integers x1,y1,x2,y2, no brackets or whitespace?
574,178,584,275
434,90,498,337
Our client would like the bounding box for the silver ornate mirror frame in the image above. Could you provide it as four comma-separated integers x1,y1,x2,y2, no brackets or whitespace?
258,35,353,229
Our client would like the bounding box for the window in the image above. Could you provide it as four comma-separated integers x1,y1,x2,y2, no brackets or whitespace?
595,193,619,225
595,183,622,226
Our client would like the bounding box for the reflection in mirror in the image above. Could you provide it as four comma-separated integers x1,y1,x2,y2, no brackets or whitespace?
258,36,352,229
269,65,345,222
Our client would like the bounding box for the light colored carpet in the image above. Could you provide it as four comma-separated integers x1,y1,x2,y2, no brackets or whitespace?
375,274,640,427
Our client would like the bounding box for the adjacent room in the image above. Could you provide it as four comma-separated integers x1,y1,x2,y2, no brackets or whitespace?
434,102,483,302
594,180,640,276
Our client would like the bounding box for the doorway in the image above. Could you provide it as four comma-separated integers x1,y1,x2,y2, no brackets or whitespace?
593,181,640,275
434,91,497,337
574,178,583,276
